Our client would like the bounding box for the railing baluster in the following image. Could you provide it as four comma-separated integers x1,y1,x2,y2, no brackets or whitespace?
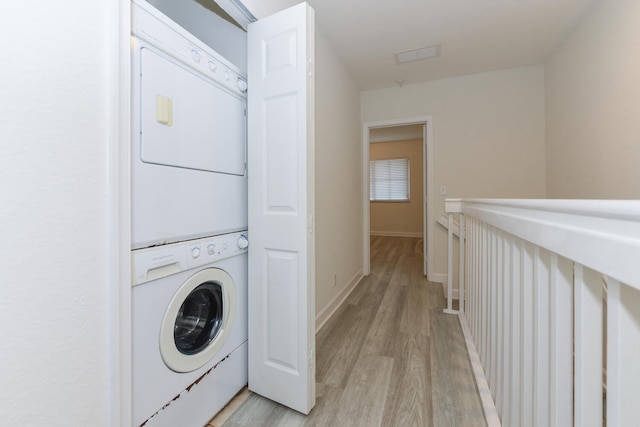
495,230,504,419
467,218,474,336
607,278,640,425
521,242,534,427
501,234,512,425
574,264,603,426
477,222,484,361
482,222,489,369
510,237,522,425
549,254,573,427
489,227,497,395
473,220,480,343
467,219,473,333
606,277,620,427
474,217,481,344
533,247,550,426
459,213,465,313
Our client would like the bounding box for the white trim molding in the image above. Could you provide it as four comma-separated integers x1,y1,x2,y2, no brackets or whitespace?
362,116,433,279
111,0,132,424
315,270,364,333
430,273,447,285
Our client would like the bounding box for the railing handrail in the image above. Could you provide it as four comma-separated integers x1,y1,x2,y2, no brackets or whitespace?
445,198,640,290
446,198,640,220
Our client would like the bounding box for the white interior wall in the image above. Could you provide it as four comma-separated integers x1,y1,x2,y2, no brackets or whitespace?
314,28,363,325
545,0,640,198
361,65,547,282
0,1,118,425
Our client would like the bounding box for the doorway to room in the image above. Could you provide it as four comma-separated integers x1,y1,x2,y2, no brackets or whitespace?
362,116,433,279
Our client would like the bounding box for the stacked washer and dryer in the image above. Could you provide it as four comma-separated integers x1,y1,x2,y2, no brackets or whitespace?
130,1,249,426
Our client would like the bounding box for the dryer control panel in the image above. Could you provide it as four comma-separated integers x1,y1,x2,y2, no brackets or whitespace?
132,231,249,286
132,0,247,97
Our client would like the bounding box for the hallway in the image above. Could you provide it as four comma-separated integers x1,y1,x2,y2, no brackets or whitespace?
217,236,486,426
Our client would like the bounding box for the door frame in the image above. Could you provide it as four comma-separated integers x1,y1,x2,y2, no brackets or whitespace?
362,116,433,279
114,0,132,424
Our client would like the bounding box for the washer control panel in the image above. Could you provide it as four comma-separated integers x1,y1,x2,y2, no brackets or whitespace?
185,232,248,269
132,231,249,286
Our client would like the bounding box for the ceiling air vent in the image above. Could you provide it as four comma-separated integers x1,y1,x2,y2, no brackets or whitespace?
394,45,440,65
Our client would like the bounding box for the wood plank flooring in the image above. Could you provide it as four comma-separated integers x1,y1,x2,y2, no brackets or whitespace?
215,236,486,427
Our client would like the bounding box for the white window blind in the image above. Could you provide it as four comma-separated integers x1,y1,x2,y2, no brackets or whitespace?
370,158,410,201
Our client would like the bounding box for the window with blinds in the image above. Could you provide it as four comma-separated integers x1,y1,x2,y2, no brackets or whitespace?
369,158,410,202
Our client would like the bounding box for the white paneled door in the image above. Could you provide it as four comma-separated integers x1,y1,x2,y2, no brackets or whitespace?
247,2,316,415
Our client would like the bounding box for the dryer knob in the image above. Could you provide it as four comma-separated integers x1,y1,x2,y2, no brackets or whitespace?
237,79,248,93
207,244,216,255
191,247,201,259
237,235,249,249
191,50,201,62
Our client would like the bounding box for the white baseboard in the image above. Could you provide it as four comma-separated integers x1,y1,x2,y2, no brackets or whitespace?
430,273,447,284
443,285,460,300
430,273,460,300
315,270,364,333
458,313,501,427
370,230,423,238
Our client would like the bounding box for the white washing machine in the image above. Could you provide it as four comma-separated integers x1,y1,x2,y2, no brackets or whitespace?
132,231,249,427
131,0,248,250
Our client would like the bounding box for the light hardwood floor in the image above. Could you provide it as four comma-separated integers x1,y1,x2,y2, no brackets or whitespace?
211,236,486,427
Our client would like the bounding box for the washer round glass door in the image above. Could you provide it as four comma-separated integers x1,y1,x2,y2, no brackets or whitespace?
160,268,237,373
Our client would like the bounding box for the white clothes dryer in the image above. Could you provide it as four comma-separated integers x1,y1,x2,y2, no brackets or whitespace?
131,0,248,249
131,231,249,427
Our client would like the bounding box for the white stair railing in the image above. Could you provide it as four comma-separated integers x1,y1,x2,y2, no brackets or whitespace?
444,198,640,427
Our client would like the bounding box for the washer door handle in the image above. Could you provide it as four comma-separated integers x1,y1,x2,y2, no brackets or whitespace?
145,262,181,283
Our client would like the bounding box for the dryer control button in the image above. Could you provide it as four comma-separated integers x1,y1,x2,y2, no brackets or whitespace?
237,235,249,249
237,79,248,92
224,70,230,80
191,247,201,259
191,50,201,62
207,244,216,255
208,61,217,72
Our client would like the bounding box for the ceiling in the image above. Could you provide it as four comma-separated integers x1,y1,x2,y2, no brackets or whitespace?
265,0,600,90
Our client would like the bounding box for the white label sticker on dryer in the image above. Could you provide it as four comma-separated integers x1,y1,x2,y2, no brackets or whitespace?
156,95,174,126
